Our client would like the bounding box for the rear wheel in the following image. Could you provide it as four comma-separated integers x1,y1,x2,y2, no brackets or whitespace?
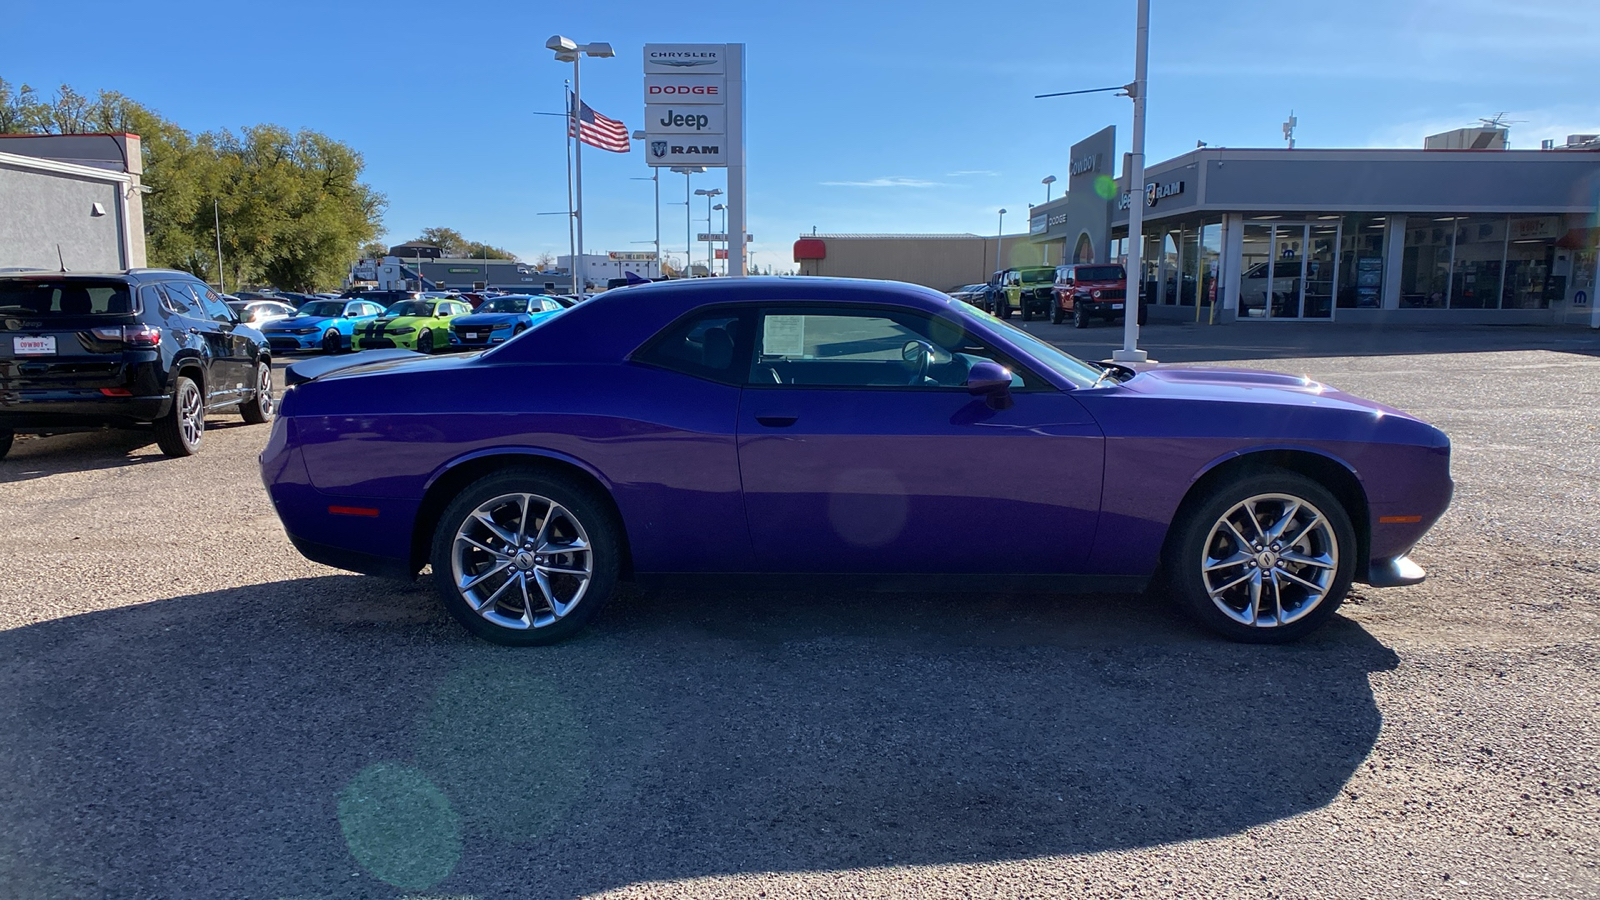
430,469,621,646
322,329,342,354
155,375,204,457
418,330,434,354
240,360,275,424
999,297,1012,319
1166,469,1355,643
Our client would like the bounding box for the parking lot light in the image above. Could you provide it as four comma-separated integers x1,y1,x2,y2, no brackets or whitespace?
547,35,614,298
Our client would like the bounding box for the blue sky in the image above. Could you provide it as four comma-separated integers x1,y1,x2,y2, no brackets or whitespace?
8,0,1599,273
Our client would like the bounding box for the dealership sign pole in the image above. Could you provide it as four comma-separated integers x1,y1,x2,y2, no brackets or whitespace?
643,43,748,276
1112,0,1150,364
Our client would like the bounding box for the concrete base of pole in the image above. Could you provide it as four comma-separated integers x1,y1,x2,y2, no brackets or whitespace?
1111,348,1152,363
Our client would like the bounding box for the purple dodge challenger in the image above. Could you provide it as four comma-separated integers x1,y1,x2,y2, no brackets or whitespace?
261,277,1452,645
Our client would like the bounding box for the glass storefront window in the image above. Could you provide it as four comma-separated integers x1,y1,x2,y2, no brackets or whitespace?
1400,217,1454,308
1199,222,1222,312
1240,223,1274,318
1178,226,1200,306
1450,215,1506,309
1503,216,1562,309
1338,215,1386,308
1304,221,1337,318
1156,231,1179,305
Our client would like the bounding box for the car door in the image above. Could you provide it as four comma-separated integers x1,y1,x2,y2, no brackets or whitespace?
194,283,256,401
159,282,232,404
736,304,1105,574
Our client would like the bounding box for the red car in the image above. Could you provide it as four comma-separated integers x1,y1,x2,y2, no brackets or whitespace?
1052,264,1147,328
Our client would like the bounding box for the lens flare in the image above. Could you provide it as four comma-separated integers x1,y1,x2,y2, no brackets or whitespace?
1094,175,1118,201
337,763,462,891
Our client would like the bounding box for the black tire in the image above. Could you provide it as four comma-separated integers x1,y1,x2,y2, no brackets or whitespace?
1138,303,1149,326
240,359,276,425
0,429,12,461
513,323,527,336
1051,304,1064,325
322,329,343,354
1165,468,1356,644
430,468,622,646
154,374,204,457
418,330,434,354
1074,305,1089,329
999,298,1012,319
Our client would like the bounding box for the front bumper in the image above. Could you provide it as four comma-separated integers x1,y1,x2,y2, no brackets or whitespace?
264,332,324,352
352,332,417,351
451,325,513,347
1364,555,1426,587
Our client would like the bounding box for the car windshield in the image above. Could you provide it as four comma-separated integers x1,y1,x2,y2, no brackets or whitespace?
1075,266,1127,282
481,297,532,313
384,300,434,317
297,301,346,317
1020,269,1055,283
0,280,133,316
947,298,1101,388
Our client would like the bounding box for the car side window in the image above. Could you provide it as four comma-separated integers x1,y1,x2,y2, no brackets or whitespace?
161,282,196,314
193,284,233,323
632,310,750,385
749,308,1029,390
139,284,167,314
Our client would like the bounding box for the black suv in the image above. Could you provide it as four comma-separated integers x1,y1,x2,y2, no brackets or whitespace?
0,269,275,459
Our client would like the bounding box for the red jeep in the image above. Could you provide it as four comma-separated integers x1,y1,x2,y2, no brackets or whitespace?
1051,263,1146,328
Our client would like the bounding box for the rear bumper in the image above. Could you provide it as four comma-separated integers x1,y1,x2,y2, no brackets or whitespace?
1363,555,1426,588
286,532,415,580
0,394,170,432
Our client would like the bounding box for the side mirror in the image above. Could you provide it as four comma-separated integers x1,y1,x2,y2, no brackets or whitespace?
966,361,1014,410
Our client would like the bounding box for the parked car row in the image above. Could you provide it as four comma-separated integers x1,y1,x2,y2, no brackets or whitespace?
947,264,1147,328
259,294,576,354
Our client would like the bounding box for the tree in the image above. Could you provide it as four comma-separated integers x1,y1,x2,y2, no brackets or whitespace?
358,241,388,259
413,227,518,261
532,252,557,270
2,75,386,291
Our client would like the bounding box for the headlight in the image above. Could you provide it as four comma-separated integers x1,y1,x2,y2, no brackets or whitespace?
389,326,416,335
292,326,320,334
1092,290,1101,299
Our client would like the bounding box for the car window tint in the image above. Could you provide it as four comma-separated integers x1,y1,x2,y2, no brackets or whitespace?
634,311,749,385
161,282,197,314
194,285,233,323
750,309,1027,390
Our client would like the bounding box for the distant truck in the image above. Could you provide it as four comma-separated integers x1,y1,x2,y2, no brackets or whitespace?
995,266,1057,320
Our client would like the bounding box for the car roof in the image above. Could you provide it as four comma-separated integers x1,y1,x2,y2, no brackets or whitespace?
496,276,956,365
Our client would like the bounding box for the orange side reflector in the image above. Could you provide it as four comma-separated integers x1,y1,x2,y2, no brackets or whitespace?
1378,515,1422,524
328,505,380,518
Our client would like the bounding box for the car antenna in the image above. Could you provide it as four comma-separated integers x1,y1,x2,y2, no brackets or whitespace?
56,244,68,273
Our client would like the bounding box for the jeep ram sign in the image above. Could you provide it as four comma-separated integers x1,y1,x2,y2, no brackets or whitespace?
1119,179,1186,210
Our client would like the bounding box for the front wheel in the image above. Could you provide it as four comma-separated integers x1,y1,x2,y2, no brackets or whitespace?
430,469,622,646
1051,305,1064,325
322,329,343,354
418,330,434,354
240,360,276,424
1166,469,1356,643
1074,306,1089,329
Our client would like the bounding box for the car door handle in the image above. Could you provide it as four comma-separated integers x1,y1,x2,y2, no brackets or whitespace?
755,415,798,428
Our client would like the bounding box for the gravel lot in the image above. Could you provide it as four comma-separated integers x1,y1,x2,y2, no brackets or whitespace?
0,323,1596,899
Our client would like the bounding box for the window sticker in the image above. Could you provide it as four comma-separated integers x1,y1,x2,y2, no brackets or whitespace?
762,314,806,357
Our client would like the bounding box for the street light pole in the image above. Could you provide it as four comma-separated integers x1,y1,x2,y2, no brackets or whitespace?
1113,0,1151,364
212,198,225,293
694,188,722,276
1042,174,1057,203
548,35,614,299
996,208,1007,275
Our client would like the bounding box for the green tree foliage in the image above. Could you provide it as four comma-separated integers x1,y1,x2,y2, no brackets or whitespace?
0,76,385,291
414,226,518,261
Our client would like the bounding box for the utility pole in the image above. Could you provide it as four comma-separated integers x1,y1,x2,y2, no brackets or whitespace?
1112,0,1151,364
213,199,225,293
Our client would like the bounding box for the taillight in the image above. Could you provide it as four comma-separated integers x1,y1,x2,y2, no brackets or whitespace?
88,325,161,348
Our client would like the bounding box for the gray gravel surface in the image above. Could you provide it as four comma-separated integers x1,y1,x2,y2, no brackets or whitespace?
0,332,1595,899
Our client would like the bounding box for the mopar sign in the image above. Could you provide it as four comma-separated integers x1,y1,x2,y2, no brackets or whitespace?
1119,179,1186,209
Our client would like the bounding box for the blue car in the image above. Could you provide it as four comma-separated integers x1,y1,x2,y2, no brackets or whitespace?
449,295,567,348
260,298,386,353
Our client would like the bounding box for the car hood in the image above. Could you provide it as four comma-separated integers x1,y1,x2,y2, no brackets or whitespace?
265,314,335,330
1121,366,1417,419
454,312,526,327
367,315,435,328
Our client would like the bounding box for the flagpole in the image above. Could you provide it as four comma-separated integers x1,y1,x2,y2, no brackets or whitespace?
564,80,576,296
571,58,586,300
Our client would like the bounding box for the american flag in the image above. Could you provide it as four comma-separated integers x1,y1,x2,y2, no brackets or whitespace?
568,97,631,153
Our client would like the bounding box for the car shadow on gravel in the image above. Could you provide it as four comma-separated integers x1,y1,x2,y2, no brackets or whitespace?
0,575,1398,899
0,419,258,483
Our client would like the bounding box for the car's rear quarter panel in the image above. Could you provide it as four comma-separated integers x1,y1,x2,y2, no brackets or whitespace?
284,360,751,573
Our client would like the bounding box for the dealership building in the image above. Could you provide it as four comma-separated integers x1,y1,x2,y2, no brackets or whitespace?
0,134,148,272
1028,127,1600,327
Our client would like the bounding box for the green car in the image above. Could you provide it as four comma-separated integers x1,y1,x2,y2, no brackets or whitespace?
996,266,1059,320
351,298,473,353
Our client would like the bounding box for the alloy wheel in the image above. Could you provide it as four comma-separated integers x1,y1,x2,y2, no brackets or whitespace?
256,365,276,417
1199,493,1338,628
178,380,204,448
450,492,593,631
